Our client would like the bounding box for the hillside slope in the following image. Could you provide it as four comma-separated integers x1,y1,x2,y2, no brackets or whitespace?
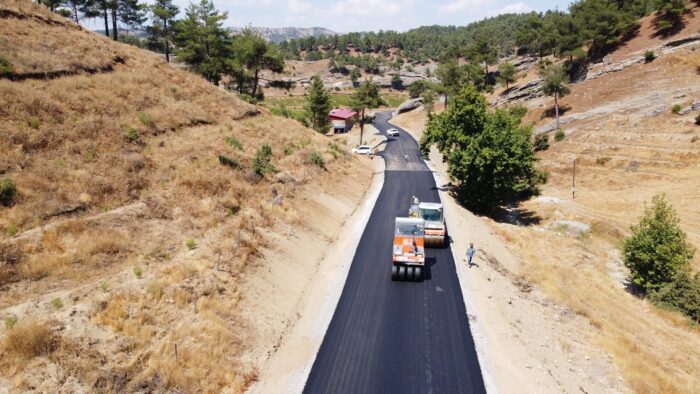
0,1,373,392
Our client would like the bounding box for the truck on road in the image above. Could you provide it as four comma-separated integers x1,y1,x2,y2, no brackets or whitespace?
391,217,425,282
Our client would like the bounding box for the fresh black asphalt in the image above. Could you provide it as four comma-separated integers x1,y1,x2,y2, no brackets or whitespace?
303,113,486,394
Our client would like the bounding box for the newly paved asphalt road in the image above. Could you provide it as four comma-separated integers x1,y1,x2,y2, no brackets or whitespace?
303,113,486,394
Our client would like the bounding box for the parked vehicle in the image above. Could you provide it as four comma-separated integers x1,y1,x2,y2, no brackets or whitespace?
352,145,373,155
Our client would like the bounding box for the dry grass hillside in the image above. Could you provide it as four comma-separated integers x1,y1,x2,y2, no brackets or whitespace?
395,16,700,390
0,1,373,392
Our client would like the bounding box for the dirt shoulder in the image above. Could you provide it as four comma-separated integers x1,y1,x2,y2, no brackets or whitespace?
392,112,625,393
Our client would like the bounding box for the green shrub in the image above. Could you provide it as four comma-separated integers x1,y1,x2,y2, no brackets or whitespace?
124,127,139,142
83,148,97,163
225,135,243,150
623,194,695,292
186,238,197,250
533,134,549,152
308,150,326,169
644,50,656,63
27,117,40,129
133,267,143,279
283,145,295,155
137,111,154,128
218,154,242,170
4,316,17,330
0,178,17,206
650,271,700,324
554,130,566,142
695,114,700,126
50,298,63,310
0,56,13,77
596,157,612,166
253,144,276,176
6,223,17,237
671,104,682,114
99,281,109,292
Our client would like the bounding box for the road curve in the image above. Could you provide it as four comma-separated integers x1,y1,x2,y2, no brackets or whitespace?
303,112,486,394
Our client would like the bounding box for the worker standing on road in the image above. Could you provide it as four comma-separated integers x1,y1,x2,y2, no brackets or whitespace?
465,243,476,268
404,153,408,162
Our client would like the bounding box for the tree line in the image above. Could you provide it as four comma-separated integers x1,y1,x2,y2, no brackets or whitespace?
37,0,284,100
281,0,689,64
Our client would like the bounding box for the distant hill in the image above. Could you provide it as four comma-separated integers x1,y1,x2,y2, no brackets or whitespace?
231,26,336,43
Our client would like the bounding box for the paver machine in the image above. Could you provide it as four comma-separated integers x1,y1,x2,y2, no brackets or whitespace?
391,217,425,282
409,196,447,248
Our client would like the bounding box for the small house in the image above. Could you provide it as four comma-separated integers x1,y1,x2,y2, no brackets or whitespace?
328,108,358,134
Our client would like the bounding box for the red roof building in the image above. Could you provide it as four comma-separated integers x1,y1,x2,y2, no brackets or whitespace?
328,108,358,133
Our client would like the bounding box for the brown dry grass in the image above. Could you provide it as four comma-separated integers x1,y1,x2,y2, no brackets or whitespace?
1,320,56,360
0,1,373,392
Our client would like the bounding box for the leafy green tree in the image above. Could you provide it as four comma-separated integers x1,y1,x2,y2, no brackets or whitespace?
623,194,695,292
650,271,700,323
391,74,404,90
468,31,498,77
420,86,541,212
350,66,361,85
174,0,231,84
305,75,332,133
231,29,285,100
436,59,466,106
147,0,179,63
497,62,517,91
423,89,437,114
408,80,428,99
80,0,111,37
60,0,89,24
540,63,570,130
571,0,638,58
351,79,384,145
655,0,686,34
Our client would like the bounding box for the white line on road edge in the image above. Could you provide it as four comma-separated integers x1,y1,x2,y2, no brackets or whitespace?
388,119,498,394
248,156,386,394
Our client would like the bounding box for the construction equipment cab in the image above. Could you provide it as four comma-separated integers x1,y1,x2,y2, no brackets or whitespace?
420,202,447,247
391,217,425,282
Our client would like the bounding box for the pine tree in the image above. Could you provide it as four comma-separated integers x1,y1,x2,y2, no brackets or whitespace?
147,0,179,63
231,29,284,100
351,79,384,145
174,0,231,84
656,0,686,34
540,63,570,130
497,62,517,91
623,194,695,292
305,75,332,133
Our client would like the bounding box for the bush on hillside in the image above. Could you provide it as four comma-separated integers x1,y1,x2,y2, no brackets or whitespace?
554,129,566,141
695,114,700,126
0,178,17,206
644,50,656,63
671,104,682,114
307,150,326,169
534,134,550,152
253,144,276,176
420,85,542,213
0,56,12,77
650,271,700,324
623,194,695,292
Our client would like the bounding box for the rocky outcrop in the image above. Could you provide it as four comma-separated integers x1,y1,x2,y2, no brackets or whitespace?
677,100,700,115
394,97,424,114
494,79,544,106
585,56,645,80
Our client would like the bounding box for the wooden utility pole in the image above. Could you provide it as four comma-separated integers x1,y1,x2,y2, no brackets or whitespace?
572,158,576,200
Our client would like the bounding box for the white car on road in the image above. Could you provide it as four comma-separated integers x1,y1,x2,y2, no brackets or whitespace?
352,145,373,155
387,128,400,137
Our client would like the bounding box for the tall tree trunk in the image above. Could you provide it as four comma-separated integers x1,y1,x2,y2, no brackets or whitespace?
111,5,118,41
164,21,170,63
252,68,259,99
102,1,110,37
554,92,560,130
359,108,365,145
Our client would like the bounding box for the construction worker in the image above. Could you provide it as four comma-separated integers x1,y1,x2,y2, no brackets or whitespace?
465,243,476,268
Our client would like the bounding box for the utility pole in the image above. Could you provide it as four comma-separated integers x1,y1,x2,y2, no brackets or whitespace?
572,158,576,200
